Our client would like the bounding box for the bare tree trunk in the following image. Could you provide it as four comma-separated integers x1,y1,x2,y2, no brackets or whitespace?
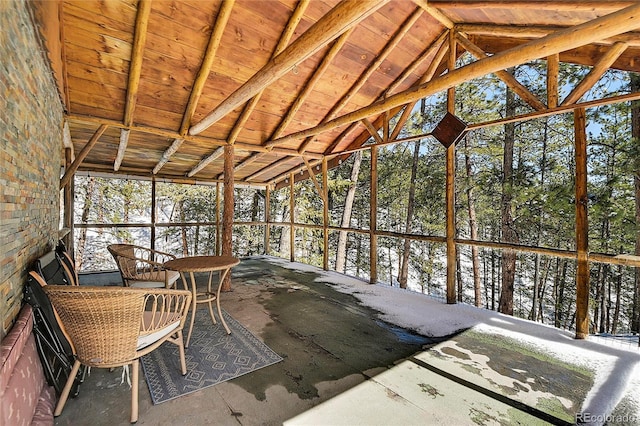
464,138,482,306
532,122,549,321
279,202,290,257
76,177,95,270
456,249,463,302
179,200,189,256
499,73,518,315
611,263,622,334
336,151,362,273
631,73,640,335
399,142,420,288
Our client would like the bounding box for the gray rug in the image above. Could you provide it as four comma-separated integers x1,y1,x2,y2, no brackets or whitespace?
141,309,282,404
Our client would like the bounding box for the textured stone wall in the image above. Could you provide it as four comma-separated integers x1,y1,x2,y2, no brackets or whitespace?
0,1,63,337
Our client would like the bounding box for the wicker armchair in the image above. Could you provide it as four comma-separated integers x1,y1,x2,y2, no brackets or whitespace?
108,244,180,289
42,284,192,423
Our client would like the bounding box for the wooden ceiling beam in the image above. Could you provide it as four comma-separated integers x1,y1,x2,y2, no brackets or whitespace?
116,0,151,172
297,6,425,154
362,119,384,145
547,53,559,109
458,23,640,48
189,0,390,136
226,0,309,147
188,147,225,177
60,124,108,190
412,0,454,29
230,28,354,176
267,3,640,148
211,0,310,180
153,138,184,175
114,129,129,171
431,1,636,11
245,156,298,182
388,30,450,141
456,33,547,111
179,0,235,137
66,113,227,146
150,0,234,176
561,41,628,105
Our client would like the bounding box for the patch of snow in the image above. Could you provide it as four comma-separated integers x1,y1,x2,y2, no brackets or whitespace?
265,257,640,425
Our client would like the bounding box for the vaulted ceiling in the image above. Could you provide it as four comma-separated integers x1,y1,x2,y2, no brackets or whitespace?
31,0,640,188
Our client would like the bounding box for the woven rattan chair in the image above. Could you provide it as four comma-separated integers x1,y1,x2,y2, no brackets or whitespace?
108,244,180,289
42,284,192,423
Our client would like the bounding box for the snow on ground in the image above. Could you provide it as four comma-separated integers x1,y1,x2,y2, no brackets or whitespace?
263,256,640,425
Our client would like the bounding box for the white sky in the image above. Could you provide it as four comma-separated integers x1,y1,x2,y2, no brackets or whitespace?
266,256,640,425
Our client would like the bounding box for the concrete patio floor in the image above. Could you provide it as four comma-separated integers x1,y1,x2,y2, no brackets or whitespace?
52,256,640,426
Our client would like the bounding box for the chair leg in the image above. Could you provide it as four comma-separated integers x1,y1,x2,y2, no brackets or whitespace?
54,359,82,416
131,360,139,423
176,330,187,375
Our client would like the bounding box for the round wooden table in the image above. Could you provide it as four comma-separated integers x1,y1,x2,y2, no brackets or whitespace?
163,255,240,348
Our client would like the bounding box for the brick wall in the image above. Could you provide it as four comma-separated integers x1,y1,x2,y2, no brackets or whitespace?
0,1,63,338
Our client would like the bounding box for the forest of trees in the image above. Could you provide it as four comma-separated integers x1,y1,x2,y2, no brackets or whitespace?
72,60,640,337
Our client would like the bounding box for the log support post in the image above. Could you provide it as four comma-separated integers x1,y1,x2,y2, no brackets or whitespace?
575,107,590,338
265,186,271,256
446,29,457,304
63,148,74,255
370,146,378,284
151,176,156,249
216,182,221,256
290,173,295,262
323,158,329,270
222,145,234,291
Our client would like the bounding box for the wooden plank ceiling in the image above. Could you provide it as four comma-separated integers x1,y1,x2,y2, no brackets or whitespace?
33,0,640,187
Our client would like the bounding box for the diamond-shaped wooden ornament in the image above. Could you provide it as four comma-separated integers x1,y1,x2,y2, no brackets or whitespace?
432,112,467,148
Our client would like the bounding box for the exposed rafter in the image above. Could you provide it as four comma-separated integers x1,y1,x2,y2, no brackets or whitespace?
189,0,390,135
267,3,640,148
115,0,151,172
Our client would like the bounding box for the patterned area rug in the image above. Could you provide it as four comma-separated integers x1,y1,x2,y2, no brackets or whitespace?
141,309,282,404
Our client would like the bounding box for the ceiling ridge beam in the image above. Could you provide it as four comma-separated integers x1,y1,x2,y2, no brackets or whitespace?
412,0,454,29
189,0,390,136
430,1,637,11
266,3,640,148
458,23,640,47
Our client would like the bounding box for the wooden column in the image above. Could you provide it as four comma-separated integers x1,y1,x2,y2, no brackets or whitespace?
290,173,295,262
446,29,457,304
370,146,378,284
63,148,74,255
216,182,221,256
322,158,329,270
265,186,271,256
575,107,590,339
221,145,234,291
151,177,156,249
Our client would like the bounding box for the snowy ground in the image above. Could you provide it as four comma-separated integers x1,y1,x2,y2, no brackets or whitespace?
264,256,640,425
